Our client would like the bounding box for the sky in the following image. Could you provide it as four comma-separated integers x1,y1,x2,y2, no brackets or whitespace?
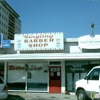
6,0,100,38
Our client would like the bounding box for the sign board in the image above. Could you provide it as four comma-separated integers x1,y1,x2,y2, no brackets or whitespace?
0,34,3,48
2,40,11,48
14,32,64,51
78,35,100,49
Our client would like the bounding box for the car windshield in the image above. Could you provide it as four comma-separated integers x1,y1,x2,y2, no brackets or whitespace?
0,77,3,83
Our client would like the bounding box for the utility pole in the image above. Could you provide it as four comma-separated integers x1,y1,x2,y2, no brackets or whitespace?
90,23,95,37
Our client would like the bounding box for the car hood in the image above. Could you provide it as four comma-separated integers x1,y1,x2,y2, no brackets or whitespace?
76,79,86,84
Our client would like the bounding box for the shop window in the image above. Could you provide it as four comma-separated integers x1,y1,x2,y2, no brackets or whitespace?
7,63,26,90
7,62,48,91
0,78,3,83
0,63,4,79
82,49,100,53
50,67,61,80
65,61,100,92
27,63,48,91
65,61,88,92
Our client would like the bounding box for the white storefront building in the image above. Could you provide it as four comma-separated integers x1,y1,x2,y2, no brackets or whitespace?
0,32,100,94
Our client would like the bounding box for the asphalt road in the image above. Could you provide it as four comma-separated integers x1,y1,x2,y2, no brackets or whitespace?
7,93,77,100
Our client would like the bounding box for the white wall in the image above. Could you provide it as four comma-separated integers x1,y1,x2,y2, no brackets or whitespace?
64,42,81,53
70,46,82,53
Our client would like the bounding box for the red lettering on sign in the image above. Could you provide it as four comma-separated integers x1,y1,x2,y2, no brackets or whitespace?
39,39,43,42
29,65,42,71
8,65,43,71
49,38,54,42
29,39,33,42
8,65,24,70
24,39,28,43
39,44,43,47
44,39,48,42
44,43,48,47
33,44,38,47
34,39,38,42
33,43,48,47
29,44,32,47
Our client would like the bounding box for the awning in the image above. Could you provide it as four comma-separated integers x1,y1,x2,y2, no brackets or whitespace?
0,53,100,61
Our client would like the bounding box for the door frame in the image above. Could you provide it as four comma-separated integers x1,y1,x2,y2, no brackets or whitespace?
49,66,61,93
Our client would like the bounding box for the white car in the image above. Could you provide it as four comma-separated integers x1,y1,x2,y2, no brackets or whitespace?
0,76,8,100
75,66,100,100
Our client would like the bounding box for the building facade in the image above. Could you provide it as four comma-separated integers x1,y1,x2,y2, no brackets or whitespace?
0,0,21,40
0,32,100,93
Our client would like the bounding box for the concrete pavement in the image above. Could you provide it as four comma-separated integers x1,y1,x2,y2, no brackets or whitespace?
7,92,77,100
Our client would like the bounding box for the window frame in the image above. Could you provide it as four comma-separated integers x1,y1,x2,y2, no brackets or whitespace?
87,68,100,80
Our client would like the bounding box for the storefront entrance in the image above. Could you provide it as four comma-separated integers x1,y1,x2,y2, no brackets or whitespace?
49,66,61,93
65,61,100,92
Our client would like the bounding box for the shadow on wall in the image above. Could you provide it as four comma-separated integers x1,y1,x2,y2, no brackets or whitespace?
7,94,25,100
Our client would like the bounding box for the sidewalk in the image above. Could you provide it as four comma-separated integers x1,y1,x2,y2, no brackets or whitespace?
7,92,77,100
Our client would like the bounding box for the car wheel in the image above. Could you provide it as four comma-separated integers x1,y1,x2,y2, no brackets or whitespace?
77,89,88,100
